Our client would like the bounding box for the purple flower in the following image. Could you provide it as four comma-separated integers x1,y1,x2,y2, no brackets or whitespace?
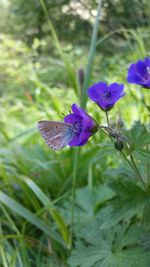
87,82,125,111
64,103,98,146
127,57,150,89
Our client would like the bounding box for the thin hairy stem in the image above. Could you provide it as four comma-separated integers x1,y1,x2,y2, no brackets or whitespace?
105,111,110,127
69,0,102,249
120,152,146,189
100,124,146,189
130,154,146,189
69,147,79,249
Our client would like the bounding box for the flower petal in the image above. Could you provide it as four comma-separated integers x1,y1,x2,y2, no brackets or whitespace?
88,81,125,111
78,130,92,146
127,57,150,89
136,60,147,77
108,83,124,94
144,57,150,67
69,135,81,146
65,103,97,147
72,104,94,130
64,114,81,124
71,103,83,116
88,82,107,102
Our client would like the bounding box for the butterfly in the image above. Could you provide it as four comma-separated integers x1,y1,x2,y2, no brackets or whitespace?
37,121,74,151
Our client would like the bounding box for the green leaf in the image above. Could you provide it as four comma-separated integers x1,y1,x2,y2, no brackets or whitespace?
134,148,150,162
0,191,66,248
125,121,150,157
76,185,115,216
69,221,150,267
100,180,148,229
59,185,114,228
19,175,70,244
104,166,136,180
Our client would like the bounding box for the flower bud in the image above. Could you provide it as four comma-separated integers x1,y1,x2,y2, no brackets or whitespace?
116,115,124,128
114,139,124,151
78,68,84,91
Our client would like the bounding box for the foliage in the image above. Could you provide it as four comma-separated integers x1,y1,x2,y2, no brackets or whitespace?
69,221,150,267
0,0,150,266
2,0,150,53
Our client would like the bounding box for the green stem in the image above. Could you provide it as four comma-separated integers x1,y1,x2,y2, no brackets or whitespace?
0,245,9,267
100,123,146,189
88,165,93,189
147,96,150,182
81,0,102,108
69,147,79,249
105,111,110,127
130,155,146,189
68,0,102,249
147,160,150,184
120,151,135,173
120,151,146,189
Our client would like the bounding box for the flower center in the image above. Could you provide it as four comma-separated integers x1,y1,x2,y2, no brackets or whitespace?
99,91,111,99
147,66,150,74
105,91,111,98
142,66,150,83
72,121,82,136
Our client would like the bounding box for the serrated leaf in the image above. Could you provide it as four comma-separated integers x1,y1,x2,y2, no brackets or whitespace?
76,185,115,216
100,180,148,229
93,142,116,163
125,121,150,151
141,231,150,250
59,185,115,227
104,166,136,180
134,148,150,161
68,221,150,267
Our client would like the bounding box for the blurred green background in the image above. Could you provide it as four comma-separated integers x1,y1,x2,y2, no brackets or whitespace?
0,0,150,266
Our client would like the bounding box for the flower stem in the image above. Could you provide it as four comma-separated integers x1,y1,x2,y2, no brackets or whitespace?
69,147,79,249
100,122,146,189
120,151,146,189
105,111,110,127
147,106,150,183
130,154,146,189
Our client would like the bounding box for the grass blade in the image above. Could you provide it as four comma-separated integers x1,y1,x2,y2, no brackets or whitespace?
0,191,66,248
40,0,78,94
19,175,70,245
81,0,103,108
69,0,103,249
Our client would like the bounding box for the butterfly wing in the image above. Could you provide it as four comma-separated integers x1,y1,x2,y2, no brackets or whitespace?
37,121,74,151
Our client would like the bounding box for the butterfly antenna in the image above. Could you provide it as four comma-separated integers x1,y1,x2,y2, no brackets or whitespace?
60,112,65,118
